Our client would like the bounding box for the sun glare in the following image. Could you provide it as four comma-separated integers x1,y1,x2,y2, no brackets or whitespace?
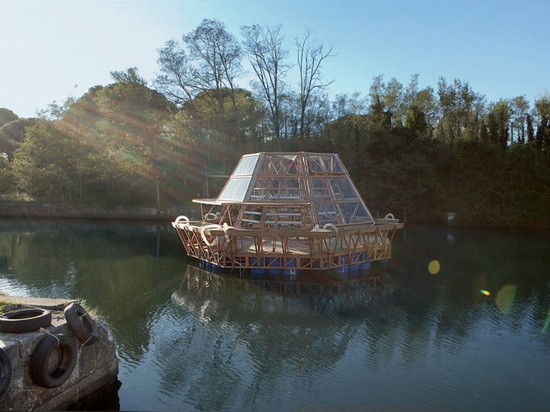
495,284,517,315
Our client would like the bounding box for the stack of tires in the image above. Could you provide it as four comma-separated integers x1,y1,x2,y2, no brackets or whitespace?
0,302,99,396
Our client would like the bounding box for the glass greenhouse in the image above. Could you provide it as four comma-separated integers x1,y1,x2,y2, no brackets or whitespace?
173,152,403,278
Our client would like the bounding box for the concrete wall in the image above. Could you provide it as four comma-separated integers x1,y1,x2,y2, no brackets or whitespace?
0,302,119,411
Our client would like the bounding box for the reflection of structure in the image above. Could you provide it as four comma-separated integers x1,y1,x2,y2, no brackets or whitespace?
172,263,392,314
167,263,394,410
173,152,403,276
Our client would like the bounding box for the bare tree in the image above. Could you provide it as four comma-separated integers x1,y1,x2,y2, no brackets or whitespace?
155,39,196,105
155,19,246,154
241,24,290,145
295,29,335,139
155,19,243,112
183,19,243,116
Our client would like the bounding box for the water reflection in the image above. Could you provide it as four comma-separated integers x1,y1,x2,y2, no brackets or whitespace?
1,222,550,411
141,256,550,411
173,264,393,314
158,264,394,411
0,220,186,370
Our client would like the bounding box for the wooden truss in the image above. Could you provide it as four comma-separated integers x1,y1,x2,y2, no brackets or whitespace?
173,152,404,272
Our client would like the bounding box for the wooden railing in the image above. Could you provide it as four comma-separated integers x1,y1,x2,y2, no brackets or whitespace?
173,218,403,271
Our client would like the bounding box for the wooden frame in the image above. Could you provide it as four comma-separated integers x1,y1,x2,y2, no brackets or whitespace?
173,152,403,273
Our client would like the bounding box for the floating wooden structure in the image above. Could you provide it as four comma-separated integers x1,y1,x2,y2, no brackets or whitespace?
172,152,403,278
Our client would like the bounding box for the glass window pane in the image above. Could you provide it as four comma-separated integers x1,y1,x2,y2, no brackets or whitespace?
339,202,374,224
233,154,258,175
218,177,251,201
312,177,357,200
308,154,345,173
318,204,340,225
329,177,357,200
258,154,299,174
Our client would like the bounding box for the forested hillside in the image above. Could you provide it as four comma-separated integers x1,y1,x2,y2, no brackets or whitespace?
1,20,549,228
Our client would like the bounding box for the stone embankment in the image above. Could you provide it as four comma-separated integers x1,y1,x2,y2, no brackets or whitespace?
0,296,119,411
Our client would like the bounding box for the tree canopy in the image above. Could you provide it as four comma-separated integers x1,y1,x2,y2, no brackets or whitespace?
1,20,549,229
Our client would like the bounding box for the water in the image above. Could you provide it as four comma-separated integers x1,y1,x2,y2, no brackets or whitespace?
1,220,550,411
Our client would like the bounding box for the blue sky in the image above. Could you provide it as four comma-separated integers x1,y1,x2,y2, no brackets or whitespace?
1,0,548,118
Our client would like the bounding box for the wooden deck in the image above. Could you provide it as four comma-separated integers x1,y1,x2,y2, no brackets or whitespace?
173,220,402,270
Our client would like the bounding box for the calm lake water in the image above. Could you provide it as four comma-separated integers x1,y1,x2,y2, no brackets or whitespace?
1,220,550,411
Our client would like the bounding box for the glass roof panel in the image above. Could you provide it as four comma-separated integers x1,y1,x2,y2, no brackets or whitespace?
308,154,345,174
328,177,358,200
213,152,374,226
233,154,259,176
317,203,341,225
340,202,373,224
316,202,373,225
312,176,358,200
217,177,252,201
258,154,299,175
249,177,305,201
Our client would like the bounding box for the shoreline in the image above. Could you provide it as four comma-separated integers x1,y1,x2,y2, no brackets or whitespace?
0,202,548,231
0,202,199,222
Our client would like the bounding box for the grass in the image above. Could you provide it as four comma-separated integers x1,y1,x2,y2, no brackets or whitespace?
0,299,22,314
0,297,98,316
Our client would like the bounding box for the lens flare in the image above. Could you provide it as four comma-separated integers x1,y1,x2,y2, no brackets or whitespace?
495,284,517,314
479,289,491,296
428,260,440,275
542,308,550,334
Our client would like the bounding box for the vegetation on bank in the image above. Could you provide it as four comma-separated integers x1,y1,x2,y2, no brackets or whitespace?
1,19,549,229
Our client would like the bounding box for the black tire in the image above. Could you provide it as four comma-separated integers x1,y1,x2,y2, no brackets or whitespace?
0,348,12,397
64,303,98,345
30,334,77,388
0,307,52,334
